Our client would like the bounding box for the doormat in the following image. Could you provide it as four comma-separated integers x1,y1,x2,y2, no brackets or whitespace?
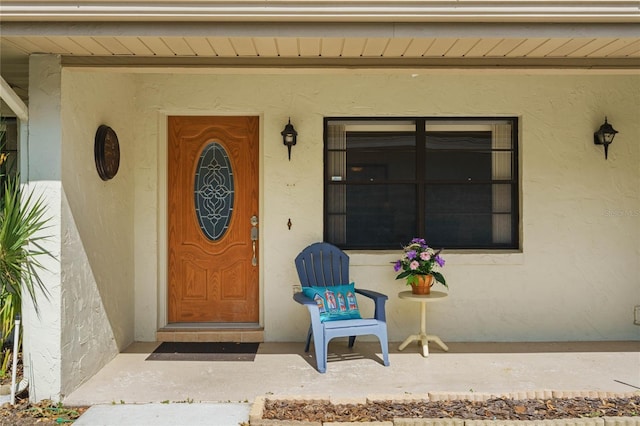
146,342,260,361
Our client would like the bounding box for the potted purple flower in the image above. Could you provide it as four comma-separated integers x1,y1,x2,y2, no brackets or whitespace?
393,238,447,294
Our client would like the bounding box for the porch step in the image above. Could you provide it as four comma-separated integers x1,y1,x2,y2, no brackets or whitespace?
156,324,263,343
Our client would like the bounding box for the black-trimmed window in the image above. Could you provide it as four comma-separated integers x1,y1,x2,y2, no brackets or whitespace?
324,117,519,250
0,118,18,190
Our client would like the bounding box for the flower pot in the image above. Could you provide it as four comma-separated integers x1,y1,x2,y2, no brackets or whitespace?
411,274,433,295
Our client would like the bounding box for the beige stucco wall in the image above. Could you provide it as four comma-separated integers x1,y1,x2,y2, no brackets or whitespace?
30,66,636,400
25,56,137,401
58,70,136,397
25,57,137,402
23,55,64,402
121,70,639,343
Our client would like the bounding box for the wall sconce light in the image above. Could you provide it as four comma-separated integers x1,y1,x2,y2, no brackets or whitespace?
593,117,618,160
281,118,297,161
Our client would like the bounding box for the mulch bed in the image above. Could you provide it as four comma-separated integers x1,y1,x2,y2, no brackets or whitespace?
263,396,640,423
0,398,88,426
0,355,88,425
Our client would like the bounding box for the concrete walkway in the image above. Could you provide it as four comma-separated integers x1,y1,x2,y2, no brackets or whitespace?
66,341,640,425
73,403,250,425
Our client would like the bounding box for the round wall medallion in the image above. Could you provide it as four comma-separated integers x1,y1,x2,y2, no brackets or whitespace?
94,125,120,181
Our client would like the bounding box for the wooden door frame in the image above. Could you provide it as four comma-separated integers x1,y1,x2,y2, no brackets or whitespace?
156,112,263,329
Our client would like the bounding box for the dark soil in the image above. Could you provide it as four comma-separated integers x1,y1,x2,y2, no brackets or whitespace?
263,396,640,423
0,355,88,425
0,398,88,426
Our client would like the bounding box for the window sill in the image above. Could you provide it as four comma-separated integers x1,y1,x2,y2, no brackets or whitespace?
347,250,524,266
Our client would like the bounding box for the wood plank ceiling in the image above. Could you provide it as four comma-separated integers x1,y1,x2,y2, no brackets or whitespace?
3,35,639,60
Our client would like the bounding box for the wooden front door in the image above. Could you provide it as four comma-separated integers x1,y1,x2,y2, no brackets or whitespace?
168,116,259,323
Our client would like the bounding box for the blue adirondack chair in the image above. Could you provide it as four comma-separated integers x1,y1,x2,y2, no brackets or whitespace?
292,242,390,373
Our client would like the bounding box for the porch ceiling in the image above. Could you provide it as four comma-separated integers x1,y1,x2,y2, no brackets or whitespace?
1,2,639,114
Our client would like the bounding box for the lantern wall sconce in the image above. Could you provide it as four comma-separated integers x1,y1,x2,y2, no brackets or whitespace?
281,118,298,160
593,117,618,160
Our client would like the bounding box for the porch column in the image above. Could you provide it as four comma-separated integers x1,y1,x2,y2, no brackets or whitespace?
23,54,63,402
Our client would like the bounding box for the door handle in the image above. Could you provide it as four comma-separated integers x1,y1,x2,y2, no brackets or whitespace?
250,215,258,266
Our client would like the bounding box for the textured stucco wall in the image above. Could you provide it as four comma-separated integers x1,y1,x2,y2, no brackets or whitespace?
25,58,137,402
23,55,63,402
121,71,639,344
57,70,136,397
23,65,640,401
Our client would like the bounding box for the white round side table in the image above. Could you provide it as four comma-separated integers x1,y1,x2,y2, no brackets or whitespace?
397,290,449,357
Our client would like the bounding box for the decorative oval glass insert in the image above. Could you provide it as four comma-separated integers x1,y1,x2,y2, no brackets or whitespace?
194,142,234,240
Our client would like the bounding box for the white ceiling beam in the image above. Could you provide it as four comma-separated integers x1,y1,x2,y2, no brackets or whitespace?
2,22,639,40
0,76,28,122
58,55,640,70
1,1,639,23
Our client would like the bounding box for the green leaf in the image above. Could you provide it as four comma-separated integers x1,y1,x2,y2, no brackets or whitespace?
396,270,411,279
0,176,53,315
431,272,447,288
406,275,419,286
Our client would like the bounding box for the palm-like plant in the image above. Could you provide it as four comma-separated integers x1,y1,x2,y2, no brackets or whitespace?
0,176,51,307
0,177,52,377
0,176,52,378
0,291,18,377
0,120,52,378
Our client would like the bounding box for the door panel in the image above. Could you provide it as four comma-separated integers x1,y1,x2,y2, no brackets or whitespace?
168,116,259,323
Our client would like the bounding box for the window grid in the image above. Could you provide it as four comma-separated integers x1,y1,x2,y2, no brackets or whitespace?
324,117,519,250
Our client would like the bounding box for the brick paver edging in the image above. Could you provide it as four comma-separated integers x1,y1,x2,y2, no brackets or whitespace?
249,391,640,426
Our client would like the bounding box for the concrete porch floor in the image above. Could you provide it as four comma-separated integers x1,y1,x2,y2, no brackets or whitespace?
64,340,640,406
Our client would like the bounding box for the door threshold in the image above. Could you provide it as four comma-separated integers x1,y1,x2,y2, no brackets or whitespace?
162,322,262,330
157,323,263,343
